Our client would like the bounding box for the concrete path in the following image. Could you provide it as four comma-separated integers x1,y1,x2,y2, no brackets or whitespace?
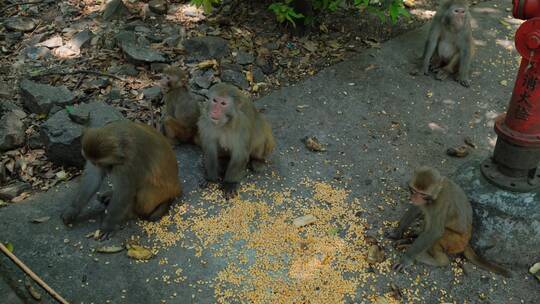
1,0,538,303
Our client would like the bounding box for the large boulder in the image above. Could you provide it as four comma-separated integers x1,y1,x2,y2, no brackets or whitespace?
40,102,124,168
183,36,229,61
20,79,75,115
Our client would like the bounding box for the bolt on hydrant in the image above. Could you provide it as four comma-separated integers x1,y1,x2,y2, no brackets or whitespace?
481,0,540,191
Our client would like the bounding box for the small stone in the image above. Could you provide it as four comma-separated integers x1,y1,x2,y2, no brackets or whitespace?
4,17,37,32
102,0,129,21
0,182,31,201
235,50,254,65
148,0,168,14
143,86,162,101
293,214,317,227
221,69,249,90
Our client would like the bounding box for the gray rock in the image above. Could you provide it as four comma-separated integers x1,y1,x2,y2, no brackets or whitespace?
163,34,182,48
221,63,243,73
108,64,139,77
4,17,37,32
251,66,266,83
23,46,51,60
221,70,249,90
102,0,129,21
40,102,124,168
0,182,31,201
256,56,275,75
115,31,166,64
5,32,22,45
20,80,75,115
183,36,229,61
148,0,168,14
0,81,12,99
68,29,93,49
28,132,44,149
236,50,254,65
0,104,26,151
192,69,215,89
143,86,162,102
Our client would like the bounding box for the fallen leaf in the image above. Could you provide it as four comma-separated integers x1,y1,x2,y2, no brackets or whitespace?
293,214,317,228
464,137,477,149
197,59,218,69
25,278,41,301
302,136,326,152
446,145,470,158
97,245,124,254
30,216,50,223
5,242,14,252
127,244,153,260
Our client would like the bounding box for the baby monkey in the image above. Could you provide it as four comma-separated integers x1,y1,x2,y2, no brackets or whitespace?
160,66,200,144
389,166,511,277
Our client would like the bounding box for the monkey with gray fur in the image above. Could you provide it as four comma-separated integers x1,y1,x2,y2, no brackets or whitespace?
197,83,275,199
389,166,511,277
421,0,474,87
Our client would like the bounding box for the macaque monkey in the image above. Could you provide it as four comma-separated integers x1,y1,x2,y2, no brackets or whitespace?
389,166,511,277
198,83,275,198
61,120,181,240
421,0,474,87
160,66,200,144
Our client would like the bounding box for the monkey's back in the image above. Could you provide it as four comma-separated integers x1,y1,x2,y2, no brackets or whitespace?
165,88,200,127
439,178,472,234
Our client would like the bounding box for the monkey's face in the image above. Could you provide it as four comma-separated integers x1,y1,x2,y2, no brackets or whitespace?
450,5,467,28
408,186,432,206
208,95,233,127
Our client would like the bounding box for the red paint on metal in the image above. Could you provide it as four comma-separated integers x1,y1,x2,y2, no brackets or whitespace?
494,18,540,147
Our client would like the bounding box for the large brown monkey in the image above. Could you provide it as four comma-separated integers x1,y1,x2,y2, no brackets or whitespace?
389,166,511,277
160,66,200,144
421,0,474,87
198,83,275,198
61,120,181,239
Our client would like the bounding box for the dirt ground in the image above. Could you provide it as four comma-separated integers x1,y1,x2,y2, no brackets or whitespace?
1,0,539,303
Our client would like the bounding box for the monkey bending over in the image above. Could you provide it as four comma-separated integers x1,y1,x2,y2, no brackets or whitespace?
389,166,511,277
61,120,181,239
160,66,200,144
198,83,275,198
421,0,474,87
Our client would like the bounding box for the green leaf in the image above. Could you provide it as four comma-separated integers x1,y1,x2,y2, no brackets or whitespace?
5,242,14,252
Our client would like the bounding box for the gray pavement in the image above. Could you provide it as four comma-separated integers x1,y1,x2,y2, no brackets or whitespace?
1,0,539,303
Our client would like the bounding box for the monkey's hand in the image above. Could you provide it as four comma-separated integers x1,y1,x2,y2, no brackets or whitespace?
61,206,80,225
98,226,116,241
457,77,470,88
385,229,403,240
222,182,238,199
393,255,414,272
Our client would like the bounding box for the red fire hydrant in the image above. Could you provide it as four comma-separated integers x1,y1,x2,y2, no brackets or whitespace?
481,0,540,191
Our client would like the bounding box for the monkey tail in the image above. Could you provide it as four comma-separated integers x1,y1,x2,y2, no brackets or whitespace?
463,245,512,277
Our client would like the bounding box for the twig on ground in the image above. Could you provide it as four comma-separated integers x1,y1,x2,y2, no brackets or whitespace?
0,243,70,304
30,70,125,81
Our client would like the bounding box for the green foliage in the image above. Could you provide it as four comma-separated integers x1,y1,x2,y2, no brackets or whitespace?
190,0,410,26
191,0,221,13
268,1,305,27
